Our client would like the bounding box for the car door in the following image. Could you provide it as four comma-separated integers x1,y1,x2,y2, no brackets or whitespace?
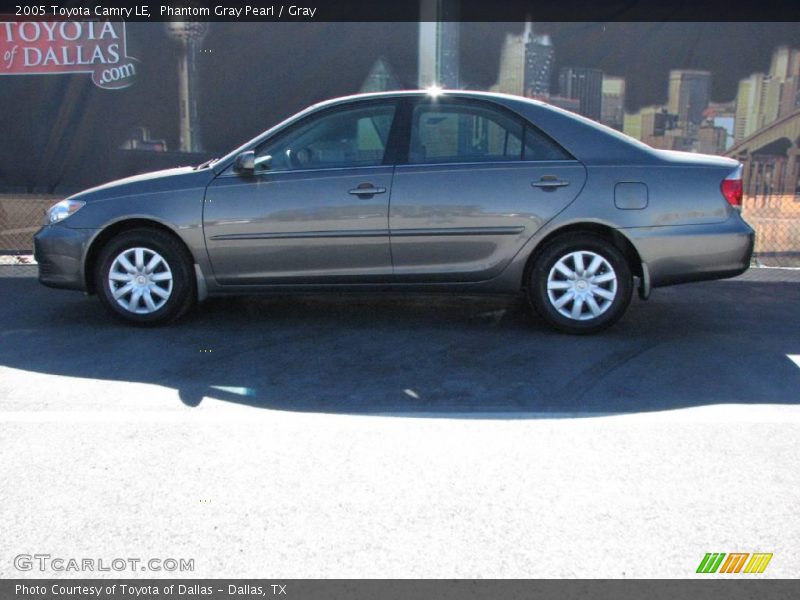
389,98,587,282
204,101,399,285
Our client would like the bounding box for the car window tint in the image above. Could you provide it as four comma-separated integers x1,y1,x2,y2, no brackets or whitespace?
410,102,570,164
255,104,396,172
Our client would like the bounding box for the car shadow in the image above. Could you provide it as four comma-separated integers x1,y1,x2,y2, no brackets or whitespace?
1,269,799,418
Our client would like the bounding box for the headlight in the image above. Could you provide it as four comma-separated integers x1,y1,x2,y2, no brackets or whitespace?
45,199,85,225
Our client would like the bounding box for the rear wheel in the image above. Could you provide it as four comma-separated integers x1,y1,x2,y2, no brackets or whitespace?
95,228,195,325
528,234,633,334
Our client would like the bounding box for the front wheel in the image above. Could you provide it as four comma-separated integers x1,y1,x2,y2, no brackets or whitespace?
95,228,195,325
528,234,633,334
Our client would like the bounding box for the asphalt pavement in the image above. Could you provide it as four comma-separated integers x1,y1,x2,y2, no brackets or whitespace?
1,265,799,577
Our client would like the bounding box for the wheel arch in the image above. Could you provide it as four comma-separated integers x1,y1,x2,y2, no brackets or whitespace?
84,218,195,295
521,222,643,290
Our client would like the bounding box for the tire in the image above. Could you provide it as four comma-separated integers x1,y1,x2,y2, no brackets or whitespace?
94,228,196,325
527,234,633,334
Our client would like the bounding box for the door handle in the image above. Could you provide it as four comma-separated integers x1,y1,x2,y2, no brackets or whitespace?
532,178,570,190
349,184,387,196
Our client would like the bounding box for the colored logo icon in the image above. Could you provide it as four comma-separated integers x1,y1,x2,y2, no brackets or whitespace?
697,553,773,574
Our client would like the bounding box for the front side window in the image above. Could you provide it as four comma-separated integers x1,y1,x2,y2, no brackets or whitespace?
409,102,571,164
255,103,397,172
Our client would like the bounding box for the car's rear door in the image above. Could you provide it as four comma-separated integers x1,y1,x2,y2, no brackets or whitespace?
204,100,400,285
388,98,586,282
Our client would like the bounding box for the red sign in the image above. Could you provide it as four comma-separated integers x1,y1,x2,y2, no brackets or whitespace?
0,20,139,89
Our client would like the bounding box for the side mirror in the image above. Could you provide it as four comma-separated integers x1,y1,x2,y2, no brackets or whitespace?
233,150,255,174
254,154,273,171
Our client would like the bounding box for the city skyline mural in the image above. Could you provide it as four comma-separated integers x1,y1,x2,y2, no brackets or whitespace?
1,21,799,194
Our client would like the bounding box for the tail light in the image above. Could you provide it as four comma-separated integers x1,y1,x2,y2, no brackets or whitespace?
721,166,743,209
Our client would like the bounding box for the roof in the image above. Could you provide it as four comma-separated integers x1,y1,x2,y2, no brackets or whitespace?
307,89,553,111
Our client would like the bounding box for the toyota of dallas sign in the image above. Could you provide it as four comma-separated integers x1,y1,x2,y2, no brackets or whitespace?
1,21,139,89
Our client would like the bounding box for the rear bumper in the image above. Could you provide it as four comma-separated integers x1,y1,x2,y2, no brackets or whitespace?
624,213,755,288
33,225,95,291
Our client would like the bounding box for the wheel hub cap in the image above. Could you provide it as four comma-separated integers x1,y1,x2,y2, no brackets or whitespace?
546,250,618,321
108,247,173,315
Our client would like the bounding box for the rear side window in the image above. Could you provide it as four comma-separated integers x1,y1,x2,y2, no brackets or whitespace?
409,101,571,164
524,127,572,161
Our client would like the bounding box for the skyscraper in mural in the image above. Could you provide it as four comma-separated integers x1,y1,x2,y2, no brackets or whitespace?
523,22,554,97
734,73,766,142
491,20,553,98
734,46,800,142
360,57,402,92
667,69,711,133
165,21,209,153
559,67,604,121
601,76,626,131
418,0,460,88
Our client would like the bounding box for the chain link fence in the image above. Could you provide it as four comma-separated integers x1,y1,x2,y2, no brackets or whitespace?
2,192,799,267
0,195,57,264
743,194,800,267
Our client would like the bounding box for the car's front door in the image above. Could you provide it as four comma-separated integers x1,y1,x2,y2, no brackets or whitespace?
204,101,399,284
389,98,587,282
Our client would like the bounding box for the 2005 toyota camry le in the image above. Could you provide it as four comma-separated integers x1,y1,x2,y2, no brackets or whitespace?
34,90,754,334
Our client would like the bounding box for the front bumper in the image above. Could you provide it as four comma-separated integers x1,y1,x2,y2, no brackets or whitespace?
33,225,96,291
624,213,755,288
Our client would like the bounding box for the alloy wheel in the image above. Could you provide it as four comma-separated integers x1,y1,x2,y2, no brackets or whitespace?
546,250,618,321
107,247,173,315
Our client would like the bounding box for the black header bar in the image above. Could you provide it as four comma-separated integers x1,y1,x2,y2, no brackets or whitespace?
2,0,800,22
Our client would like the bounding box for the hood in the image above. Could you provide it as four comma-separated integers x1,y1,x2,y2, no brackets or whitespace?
654,149,739,170
68,166,213,203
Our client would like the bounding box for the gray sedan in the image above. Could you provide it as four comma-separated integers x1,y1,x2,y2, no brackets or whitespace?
34,91,754,333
